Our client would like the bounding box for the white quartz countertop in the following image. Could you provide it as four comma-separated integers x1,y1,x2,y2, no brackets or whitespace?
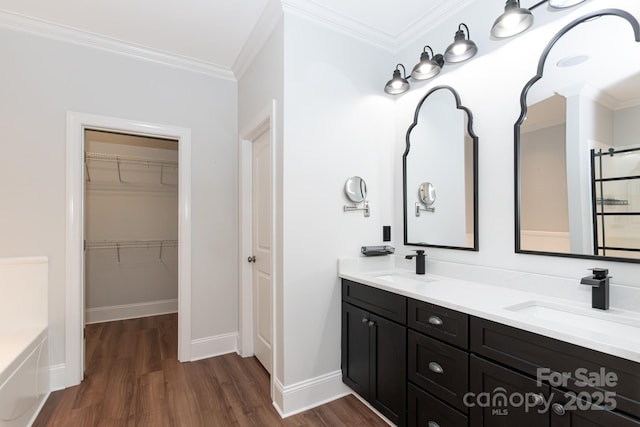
339,263,640,363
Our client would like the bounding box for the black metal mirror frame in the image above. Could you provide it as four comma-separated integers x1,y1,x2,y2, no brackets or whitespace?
514,8,640,263
403,85,479,251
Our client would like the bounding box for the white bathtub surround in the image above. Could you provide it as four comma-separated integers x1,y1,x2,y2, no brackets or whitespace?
338,256,640,363
0,257,49,427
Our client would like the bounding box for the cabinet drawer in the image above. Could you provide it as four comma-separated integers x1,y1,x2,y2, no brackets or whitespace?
471,316,640,419
408,299,468,349
470,355,550,427
342,279,406,324
408,383,467,427
408,330,469,413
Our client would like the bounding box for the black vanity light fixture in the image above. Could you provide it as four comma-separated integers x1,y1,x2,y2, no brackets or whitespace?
491,0,587,39
411,46,445,80
444,23,478,63
384,24,477,95
384,64,410,95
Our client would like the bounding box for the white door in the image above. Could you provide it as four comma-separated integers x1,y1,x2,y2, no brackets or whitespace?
251,129,272,373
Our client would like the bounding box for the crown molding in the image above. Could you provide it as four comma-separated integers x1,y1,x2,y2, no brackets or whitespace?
280,0,396,52
556,83,621,111
0,10,235,81
279,0,481,54
232,0,284,80
395,0,481,51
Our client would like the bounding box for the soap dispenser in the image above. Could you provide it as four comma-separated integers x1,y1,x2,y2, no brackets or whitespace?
405,250,426,275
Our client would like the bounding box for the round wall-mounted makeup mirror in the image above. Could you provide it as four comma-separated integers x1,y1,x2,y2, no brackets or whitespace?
418,182,436,207
344,176,367,203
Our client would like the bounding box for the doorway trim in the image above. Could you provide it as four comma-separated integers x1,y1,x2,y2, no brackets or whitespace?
65,112,192,386
238,100,277,393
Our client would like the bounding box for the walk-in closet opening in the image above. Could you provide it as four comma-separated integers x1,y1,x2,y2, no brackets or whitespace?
83,129,179,364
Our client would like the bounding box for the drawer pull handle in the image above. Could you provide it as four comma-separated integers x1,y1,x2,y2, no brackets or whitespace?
428,316,443,326
428,362,443,374
552,403,566,416
428,422,440,427
530,393,544,406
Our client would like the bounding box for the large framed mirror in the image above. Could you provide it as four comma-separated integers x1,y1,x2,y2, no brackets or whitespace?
515,9,640,262
404,86,478,250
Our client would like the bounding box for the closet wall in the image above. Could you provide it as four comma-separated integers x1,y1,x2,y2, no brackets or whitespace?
84,130,179,324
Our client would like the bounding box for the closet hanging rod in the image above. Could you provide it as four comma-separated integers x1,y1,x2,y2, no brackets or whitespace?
85,239,178,250
85,152,178,169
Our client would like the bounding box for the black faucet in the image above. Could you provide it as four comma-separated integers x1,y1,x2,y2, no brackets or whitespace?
580,268,610,310
405,250,426,275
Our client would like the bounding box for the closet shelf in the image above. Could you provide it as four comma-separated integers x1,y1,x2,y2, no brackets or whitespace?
85,151,178,185
85,239,178,262
85,152,178,168
85,239,178,250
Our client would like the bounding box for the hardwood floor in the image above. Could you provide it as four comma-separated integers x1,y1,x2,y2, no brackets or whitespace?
34,314,387,426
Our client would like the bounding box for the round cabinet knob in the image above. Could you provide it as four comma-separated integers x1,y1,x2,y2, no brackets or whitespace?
428,422,441,427
362,317,369,324
247,256,256,263
368,320,375,327
552,403,566,416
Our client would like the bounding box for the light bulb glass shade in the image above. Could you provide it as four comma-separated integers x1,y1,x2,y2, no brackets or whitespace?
549,0,586,8
384,68,409,95
444,27,478,63
411,49,444,81
491,0,533,38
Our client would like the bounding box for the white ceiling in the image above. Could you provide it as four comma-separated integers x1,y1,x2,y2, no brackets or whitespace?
0,0,475,70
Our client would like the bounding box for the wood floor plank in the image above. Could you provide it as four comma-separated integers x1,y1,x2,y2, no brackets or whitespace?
161,358,203,427
134,370,170,427
34,314,387,427
100,358,135,423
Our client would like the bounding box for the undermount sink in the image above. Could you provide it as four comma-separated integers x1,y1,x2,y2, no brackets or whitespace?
371,273,437,284
505,301,640,342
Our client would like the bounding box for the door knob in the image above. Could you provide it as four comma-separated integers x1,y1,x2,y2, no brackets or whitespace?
247,256,256,263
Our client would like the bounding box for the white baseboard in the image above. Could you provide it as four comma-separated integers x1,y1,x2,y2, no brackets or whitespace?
190,332,238,361
272,370,351,417
85,299,178,324
48,363,67,391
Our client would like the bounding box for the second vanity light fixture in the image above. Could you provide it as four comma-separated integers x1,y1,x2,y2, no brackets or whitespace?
491,0,587,38
384,23,477,95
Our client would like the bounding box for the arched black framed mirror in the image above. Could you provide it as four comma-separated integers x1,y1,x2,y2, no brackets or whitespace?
515,9,640,263
403,85,479,250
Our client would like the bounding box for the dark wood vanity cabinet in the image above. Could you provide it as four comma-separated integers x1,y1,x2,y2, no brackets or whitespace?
341,279,640,427
470,354,640,427
341,280,407,426
470,317,640,427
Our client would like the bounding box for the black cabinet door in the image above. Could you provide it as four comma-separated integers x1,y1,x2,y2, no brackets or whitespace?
470,355,550,427
549,388,640,427
408,383,468,427
370,312,407,427
342,302,371,399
